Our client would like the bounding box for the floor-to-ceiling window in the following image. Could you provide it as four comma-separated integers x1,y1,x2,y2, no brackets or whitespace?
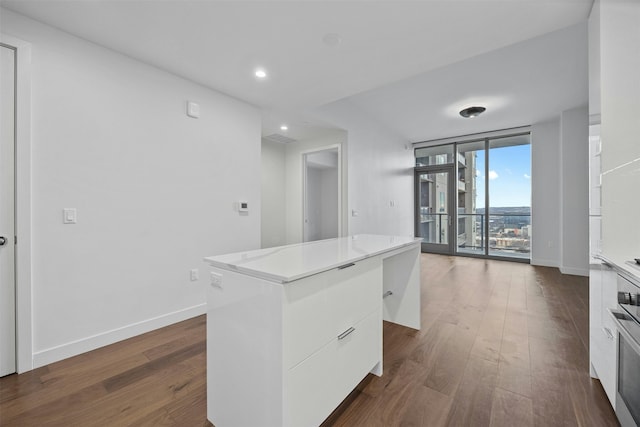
487,135,531,258
414,129,531,261
456,140,485,256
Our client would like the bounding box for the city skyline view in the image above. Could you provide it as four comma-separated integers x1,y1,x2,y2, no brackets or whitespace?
475,144,532,208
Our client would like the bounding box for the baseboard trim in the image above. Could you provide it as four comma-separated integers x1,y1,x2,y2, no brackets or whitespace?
532,259,589,277
559,266,589,277
530,258,558,268
32,303,206,369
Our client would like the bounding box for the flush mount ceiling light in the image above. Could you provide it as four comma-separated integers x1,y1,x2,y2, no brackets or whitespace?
254,68,267,79
322,33,342,47
459,106,486,118
280,125,288,131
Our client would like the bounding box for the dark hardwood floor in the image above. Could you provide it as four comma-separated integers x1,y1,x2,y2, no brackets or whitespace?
0,254,619,426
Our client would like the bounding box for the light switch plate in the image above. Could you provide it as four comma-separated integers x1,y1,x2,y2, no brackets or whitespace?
187,101,200,118
63,208,77,224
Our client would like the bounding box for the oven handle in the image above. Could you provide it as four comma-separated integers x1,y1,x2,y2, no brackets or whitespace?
608,308,640,356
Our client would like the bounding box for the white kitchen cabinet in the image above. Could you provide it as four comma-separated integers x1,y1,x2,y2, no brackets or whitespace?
204,234,421,427
589,260,617,408
288,309,381,427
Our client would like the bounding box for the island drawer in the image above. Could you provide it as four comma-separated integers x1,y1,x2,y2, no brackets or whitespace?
286,308,382,427
283,256,382,369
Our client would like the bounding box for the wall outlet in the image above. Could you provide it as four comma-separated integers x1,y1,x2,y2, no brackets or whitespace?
190,268,199,281
210,272,223,288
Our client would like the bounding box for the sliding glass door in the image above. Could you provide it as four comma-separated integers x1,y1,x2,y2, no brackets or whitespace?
415,168,454,254
414,145,455,254
414,131,531,261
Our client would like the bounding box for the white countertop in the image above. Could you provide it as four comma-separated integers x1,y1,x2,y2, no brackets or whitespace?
595,253,640,285
204,234,422,283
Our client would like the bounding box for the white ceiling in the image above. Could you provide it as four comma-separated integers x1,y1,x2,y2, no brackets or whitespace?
2,0,593,142
345,22,589,142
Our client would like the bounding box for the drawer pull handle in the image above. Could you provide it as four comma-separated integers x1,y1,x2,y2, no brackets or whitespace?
383,291,393,298
603,327,614,340
338,263,356,270
338,327,355,340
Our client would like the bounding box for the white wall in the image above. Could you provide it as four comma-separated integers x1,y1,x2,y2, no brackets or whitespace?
305,165,338,241
284,131,347,244
531,119,561,267
1,9,261,367
597,0,640,264
261,139,286,248
314,100,414,237
305,167,324,241
560,106,589,276
320,167,339,239
531,106,589,276
307,150,338,169
588,0,601,119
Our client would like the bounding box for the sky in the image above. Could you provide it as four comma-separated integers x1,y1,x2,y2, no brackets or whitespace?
474,144,531,208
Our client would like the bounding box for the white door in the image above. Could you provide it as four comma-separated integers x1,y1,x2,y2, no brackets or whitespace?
0,43,16,377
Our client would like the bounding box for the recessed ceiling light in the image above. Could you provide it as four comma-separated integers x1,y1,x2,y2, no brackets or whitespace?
255,69,267,79
459,106,486,118
280,125,288,131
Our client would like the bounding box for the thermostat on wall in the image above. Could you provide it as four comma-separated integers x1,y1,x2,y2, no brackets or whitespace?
238,201,249,212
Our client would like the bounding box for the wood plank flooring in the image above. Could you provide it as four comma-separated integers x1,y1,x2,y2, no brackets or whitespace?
0,254,619,426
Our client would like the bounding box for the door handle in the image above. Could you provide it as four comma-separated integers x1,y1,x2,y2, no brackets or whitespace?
0,236,6,246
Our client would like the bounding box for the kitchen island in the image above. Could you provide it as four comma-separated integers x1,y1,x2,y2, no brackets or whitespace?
204,234,422,427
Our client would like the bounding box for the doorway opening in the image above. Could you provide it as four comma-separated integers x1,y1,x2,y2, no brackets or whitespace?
303,146,341,242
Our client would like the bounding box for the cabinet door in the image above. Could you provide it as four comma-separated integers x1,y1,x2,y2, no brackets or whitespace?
591,265,618,408
589,262,603,377
597,268,617,407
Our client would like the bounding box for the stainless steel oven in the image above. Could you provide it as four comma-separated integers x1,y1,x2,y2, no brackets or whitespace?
610,273,640,427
